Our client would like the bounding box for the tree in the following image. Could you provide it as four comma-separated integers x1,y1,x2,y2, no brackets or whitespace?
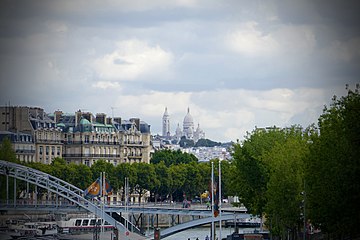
68,163,93,190
195,139,221,147
305,88,360,238
217,159,233,199
179,137,194,148
153,161,170,202
0,137,19,200
151,149,197,167
90,159,116,196
150,149,175,166
182,162,203,199
0,137,18,163
50,158,73,183
263,134,309,239
231,127,287,217
198,162,212,199
132,162,158,204
115,163,137,202
168,164,187,202
232,126,302,219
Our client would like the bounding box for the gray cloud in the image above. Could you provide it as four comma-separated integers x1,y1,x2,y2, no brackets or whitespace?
0,0,358,141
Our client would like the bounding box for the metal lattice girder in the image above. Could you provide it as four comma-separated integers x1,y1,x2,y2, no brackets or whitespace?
159,213,251,238
0,160,146,240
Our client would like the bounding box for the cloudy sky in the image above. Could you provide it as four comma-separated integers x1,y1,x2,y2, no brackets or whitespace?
0,1,359,142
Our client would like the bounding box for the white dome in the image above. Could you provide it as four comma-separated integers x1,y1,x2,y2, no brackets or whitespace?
183,107,194,125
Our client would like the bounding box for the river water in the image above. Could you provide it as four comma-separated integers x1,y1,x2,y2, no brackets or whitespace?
0,227,257,240
161,226,257,240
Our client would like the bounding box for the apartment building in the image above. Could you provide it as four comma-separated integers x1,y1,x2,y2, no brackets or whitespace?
0,106,152,166
0,106,62,164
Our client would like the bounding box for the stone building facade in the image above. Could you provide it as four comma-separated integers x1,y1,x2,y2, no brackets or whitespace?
0,106,62,164
0,106,151,166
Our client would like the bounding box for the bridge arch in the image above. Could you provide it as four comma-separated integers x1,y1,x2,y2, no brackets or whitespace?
0,160,145,239
153,213,251,239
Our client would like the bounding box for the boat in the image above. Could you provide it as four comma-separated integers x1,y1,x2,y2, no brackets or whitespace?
225,217,261,228
9,221,57,239
56,216,114,234
225,230,270,240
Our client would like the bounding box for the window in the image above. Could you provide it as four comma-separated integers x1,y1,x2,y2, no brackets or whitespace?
57,147,60,156
75,220,81,226
84,160,89,166
39,146,43,155
84,148,90,156
51,146,55,155
82,219,89,226
46,146,49,155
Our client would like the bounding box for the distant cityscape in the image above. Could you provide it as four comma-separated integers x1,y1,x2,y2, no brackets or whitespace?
0,105,232,165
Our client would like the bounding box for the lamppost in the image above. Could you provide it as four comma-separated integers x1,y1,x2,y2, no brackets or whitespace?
300,180,306,240
303,181,306,240
211,162,215,240
219,159,222,240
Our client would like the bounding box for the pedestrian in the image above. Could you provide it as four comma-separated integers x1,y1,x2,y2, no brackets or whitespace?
205,235,209,240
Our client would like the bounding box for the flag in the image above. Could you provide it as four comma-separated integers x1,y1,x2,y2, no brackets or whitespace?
103,178,113,196
84,178,101,198
208,180,219,217
84,177,113,198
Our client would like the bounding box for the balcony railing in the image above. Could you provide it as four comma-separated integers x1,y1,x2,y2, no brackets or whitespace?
63,141,120,145
63,154,121,158
34,139,63,144
127,155,143,159
15,150,36,154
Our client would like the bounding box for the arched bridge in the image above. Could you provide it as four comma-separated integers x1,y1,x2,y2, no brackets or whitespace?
0,160,252,239
0,160,145,240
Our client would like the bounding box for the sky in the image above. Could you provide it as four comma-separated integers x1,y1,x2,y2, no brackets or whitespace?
0,0,359,142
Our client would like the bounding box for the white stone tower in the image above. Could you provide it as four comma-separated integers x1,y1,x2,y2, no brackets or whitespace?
162,107,170,137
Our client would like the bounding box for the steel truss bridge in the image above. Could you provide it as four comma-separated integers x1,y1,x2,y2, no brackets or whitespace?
0,160,250,239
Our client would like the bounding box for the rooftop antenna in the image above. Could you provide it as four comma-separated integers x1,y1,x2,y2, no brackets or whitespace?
111,107,116,119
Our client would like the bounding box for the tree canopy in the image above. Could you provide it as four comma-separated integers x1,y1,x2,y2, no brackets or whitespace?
305,89,360,238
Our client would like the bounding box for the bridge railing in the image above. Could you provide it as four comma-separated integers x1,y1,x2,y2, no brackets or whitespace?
0,160,145,239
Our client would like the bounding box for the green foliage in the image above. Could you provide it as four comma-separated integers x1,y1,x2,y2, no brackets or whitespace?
217,160,233,198
195,139,221,147
168,164,187,201
182,162,203,198
264,136,309,238
114,163,137,200
50,157,73,182
231,127,288,216
152,161,170,201
231,125,310,238
68,163,93,190
151,149,198,167
132,162,158,204
0,137,19,163
305,89,360,238
179,137,194,148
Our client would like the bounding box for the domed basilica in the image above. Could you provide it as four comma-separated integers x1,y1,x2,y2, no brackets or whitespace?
162,107,205,143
